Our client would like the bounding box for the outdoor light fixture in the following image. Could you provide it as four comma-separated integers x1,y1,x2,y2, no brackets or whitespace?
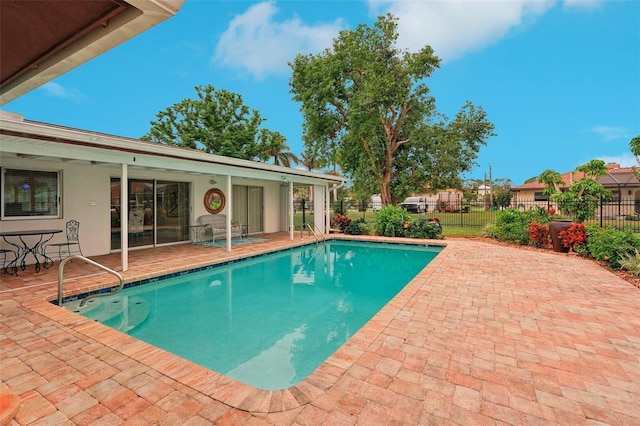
209,178,217,185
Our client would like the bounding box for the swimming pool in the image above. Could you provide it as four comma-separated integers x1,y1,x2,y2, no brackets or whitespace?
68,240,441,390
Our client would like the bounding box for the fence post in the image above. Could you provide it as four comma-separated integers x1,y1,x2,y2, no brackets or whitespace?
302,199,306,227
599,195,603,228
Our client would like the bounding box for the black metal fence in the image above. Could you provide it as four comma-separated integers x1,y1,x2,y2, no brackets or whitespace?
317,198,640,232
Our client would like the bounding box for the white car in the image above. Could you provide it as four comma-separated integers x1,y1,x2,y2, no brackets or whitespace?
400,197,427,213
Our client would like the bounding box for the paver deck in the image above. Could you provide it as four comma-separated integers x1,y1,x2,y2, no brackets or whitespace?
1,234,639,425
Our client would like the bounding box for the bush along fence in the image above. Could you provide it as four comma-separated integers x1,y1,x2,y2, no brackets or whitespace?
322,197,640,232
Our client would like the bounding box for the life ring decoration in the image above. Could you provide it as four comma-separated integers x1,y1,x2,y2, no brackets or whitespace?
204,188,225,214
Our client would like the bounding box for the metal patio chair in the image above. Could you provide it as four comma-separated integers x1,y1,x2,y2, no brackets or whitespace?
44,219,84,260
1,248,18,274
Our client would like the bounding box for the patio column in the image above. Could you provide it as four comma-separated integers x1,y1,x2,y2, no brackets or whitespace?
325,185,330,234
226,174,232,252
121,163,128,271
289,180,294,240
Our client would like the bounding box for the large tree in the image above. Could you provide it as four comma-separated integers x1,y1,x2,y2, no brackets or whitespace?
289,14,495,204
141,84,264,160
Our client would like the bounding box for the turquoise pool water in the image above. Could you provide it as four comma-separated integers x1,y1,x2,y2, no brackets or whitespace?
72,241,441,390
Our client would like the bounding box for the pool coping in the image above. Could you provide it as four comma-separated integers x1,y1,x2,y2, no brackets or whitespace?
23,234,449,414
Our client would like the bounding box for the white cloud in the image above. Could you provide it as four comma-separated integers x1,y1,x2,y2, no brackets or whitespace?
214,1,345,79
368,0,555,61
591,125,631,141
40,82,85,102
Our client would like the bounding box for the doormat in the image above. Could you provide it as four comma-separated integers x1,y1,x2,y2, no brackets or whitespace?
197,237,267,247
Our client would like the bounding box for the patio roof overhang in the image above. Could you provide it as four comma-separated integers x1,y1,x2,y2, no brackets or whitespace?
0,0,186,105
0,112,347,186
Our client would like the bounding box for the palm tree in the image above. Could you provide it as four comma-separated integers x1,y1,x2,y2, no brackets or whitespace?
258,129,300,168
300,150,320,171
630,135,640,165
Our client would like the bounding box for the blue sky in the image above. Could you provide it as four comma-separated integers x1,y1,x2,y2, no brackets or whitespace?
3,0,639,185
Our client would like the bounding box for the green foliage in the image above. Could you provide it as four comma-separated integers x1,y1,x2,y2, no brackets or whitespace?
142,85,264,160
481,223,499,238
585,225,640,269
630,135,640,165
496,192,512,209
551,178,612,223
538,169,564,196
343,218,366,235
405,218,443,239
575,159,607,179
289,14,495,205
619,250,640,276
373,205,409,237
493,209,549,245
257,129,300,167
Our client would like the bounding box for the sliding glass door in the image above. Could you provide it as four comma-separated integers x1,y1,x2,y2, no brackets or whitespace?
156,181,190,244
232,185,263,234
111,178,190,250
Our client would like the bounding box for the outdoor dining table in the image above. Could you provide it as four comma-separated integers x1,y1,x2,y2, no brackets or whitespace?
0,229,62,274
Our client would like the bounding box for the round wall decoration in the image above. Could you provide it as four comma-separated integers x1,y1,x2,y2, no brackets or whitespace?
204,188,225,214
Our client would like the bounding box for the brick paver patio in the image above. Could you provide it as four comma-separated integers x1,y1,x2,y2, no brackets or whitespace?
1,234,638,425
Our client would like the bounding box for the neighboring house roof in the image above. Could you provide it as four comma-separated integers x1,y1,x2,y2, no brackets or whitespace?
511,163,639,191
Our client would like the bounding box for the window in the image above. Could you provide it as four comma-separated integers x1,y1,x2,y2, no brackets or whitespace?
2,168,60,219
534,192,549,201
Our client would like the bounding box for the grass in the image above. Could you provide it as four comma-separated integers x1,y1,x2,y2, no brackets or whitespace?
442,226,484,237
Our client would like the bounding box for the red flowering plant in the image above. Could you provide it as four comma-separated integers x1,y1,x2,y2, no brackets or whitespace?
330,213,352,231
559,223,587,251
526,222,550,248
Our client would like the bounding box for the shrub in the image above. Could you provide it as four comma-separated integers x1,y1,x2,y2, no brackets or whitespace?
330,213,351,231
481,223,499,238
559,223,587,252
526,222,550,248
374,205,409,237
405,218,443,239
619,250,640,276
493,209,550,245
343,218,365,235
586,225,640,269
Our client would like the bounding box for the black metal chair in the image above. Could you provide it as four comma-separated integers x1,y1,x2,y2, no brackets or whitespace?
45,219,84,260
0,248,18,274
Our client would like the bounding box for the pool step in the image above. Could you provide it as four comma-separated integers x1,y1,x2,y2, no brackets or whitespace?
64,296,149,332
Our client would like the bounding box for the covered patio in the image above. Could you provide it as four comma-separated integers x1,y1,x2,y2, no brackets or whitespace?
1,234,638,424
